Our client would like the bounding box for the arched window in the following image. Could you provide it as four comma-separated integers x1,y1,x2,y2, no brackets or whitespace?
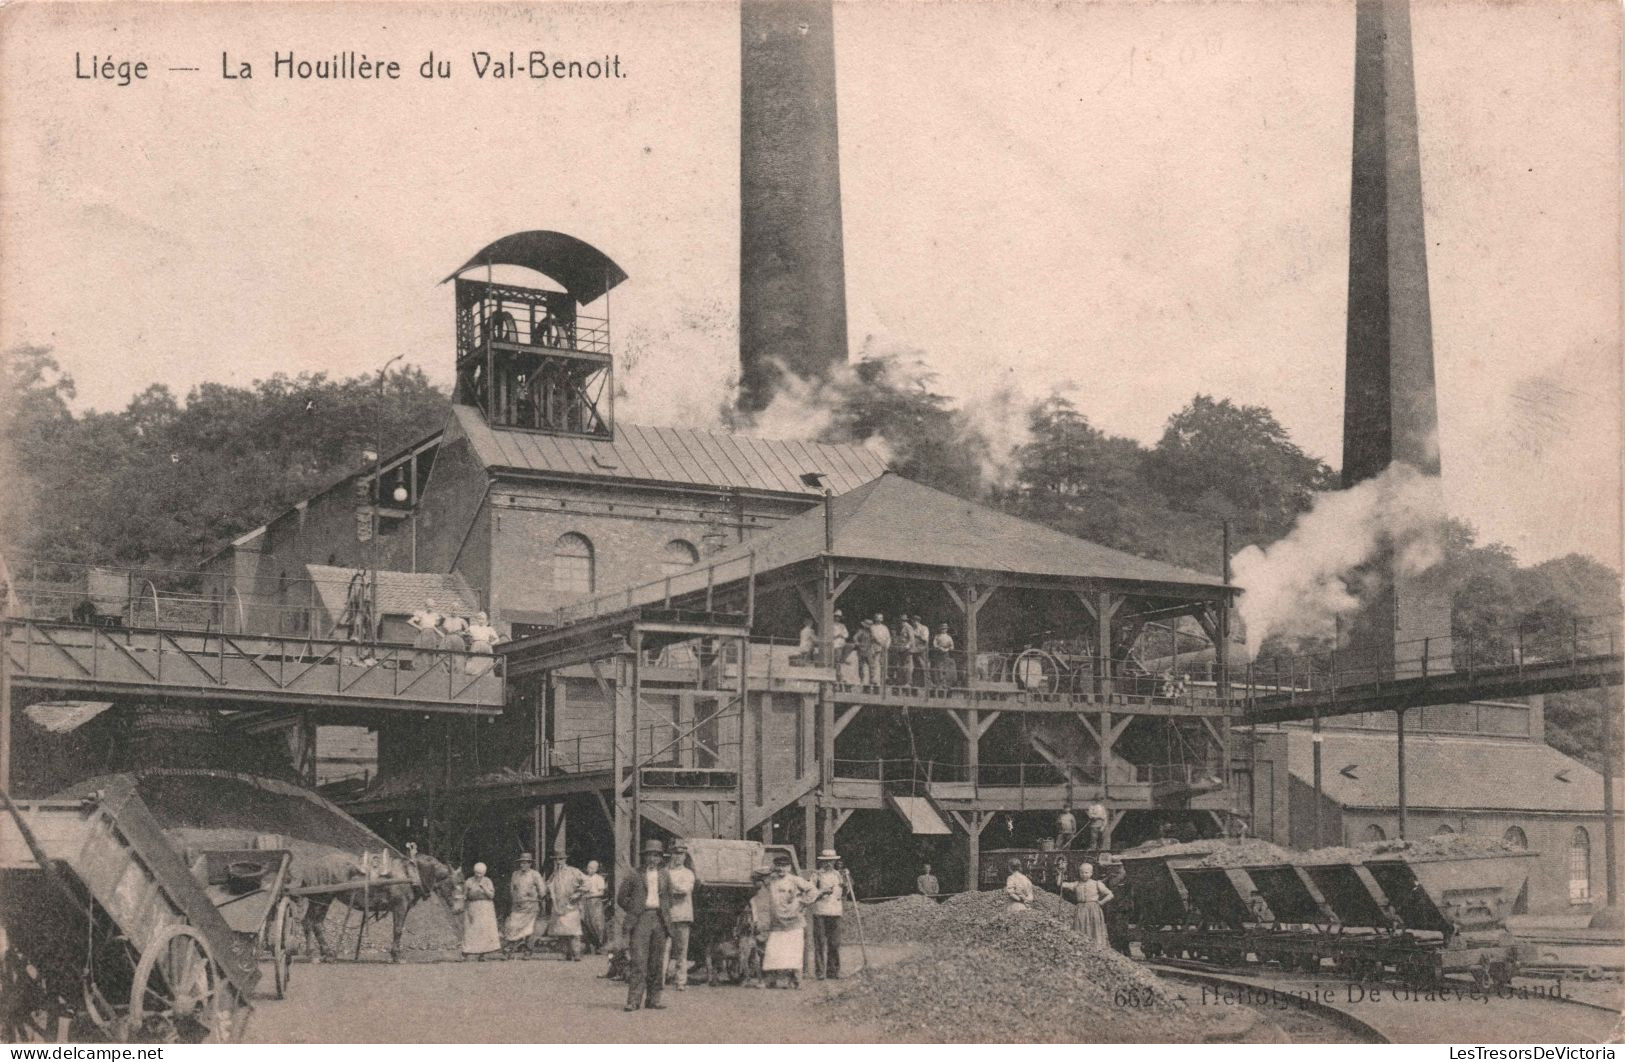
1503,826,1528,849
553,533,594,594
1362,824,1386,842
660,539,699,577
1570,827,1592,902
1432,823,1456,836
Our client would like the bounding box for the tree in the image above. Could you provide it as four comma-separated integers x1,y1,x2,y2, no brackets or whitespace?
1147,395,1336,547
0,355,450,570
819,349,989,499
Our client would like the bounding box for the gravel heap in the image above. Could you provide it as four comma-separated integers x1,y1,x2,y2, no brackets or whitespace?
1118,838,1234,860
832,889,1265,1043
1186,841,1292,868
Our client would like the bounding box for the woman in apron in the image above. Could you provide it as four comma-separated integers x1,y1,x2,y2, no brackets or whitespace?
1061,863,1114,946
461,862,503,960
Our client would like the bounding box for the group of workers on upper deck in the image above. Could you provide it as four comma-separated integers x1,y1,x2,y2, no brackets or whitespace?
796,610,958,687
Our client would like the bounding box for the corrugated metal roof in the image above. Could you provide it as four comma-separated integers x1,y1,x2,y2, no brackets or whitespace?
1285,730,1622,813
450,404,888,495
673,473,1229,589
305,565,482,621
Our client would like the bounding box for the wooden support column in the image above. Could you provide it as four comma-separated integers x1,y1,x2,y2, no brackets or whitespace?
1096,592,1121,697
1311,704,1323,848
950,810,991,890
818,556,837,848
1396,708,1408,839
737,632,751,839
610,654,634,881
630,630,644,855
803,799,817,869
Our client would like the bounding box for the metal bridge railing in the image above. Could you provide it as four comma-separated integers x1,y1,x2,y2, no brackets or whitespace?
1241,610,1623,706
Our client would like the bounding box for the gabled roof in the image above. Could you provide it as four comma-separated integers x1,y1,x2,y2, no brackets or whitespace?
1285,730,1622,813
673,473,1228,590
450,404,888,497
305,565,482,621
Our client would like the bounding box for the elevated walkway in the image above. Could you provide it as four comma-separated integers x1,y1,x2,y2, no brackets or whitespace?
4,618,504,716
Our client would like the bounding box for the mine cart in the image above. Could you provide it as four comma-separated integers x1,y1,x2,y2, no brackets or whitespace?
0,780,256,1043
1360,848,1535,985
190,848,295,999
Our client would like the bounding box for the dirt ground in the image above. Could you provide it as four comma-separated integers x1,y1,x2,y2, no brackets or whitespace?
243,946,910,1043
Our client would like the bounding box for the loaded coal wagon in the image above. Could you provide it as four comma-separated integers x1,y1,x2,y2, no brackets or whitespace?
1122,836,1534,986
0,778,257,1043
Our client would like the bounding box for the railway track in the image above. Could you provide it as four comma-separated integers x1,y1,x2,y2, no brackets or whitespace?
1148,962,1388,1043
1146,960,1621,1044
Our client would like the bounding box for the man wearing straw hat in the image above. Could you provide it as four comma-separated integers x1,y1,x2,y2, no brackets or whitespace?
809,849,848,980
615,839,674,1011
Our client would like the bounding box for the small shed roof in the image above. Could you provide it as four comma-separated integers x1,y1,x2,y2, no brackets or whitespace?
305,565,483,621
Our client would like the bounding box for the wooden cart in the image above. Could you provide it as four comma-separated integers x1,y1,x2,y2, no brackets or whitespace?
0,780,256,1043
191,849,295,1000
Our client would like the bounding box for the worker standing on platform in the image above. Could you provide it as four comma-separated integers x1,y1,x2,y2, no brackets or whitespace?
1056,805,1077,848
1085,802,1109,850
615,840,673,1011
809,850,846,980
869,612,892,686
851,620,873,684
830,609,849,661
932,623,957,687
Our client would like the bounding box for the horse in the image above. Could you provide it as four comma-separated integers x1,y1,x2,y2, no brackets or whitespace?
298,843,456,964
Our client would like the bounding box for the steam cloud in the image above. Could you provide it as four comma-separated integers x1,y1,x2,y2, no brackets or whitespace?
1230,462,1447,660
732,353,1032,492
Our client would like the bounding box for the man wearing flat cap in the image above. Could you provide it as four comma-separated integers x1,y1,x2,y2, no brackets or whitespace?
615,839,675,1010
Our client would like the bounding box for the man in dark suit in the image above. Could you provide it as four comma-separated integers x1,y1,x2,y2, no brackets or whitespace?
615,838,673,1011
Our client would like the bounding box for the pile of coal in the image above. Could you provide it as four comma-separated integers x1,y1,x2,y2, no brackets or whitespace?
833,889,1269,1043
1295,835,1525,866
1186,840,1292,868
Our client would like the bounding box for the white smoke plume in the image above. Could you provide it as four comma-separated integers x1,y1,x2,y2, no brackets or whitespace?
732,353,1032,491
1230,462,1448,660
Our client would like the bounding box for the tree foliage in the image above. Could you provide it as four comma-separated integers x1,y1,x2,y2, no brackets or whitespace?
1,346,449,569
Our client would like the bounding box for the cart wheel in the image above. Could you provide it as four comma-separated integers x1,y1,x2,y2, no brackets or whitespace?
1,948,68,1042
269,898,293,999
130,925,230,1043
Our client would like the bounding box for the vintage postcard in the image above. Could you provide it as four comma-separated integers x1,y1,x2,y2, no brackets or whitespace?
0,0,1620,1047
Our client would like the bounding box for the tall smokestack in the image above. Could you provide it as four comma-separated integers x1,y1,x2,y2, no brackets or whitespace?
738,0,849,414
1340,0,1453,676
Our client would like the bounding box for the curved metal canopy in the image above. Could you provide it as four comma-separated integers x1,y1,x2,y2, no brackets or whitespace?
442,230,629,304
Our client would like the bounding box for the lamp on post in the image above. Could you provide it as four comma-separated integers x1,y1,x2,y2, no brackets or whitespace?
367,353,407,641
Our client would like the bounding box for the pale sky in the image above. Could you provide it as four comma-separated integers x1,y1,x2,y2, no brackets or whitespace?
1,0,1619,567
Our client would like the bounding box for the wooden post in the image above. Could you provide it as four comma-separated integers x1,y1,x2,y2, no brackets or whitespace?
1396,708,1408,839
631,629,644,856
964,585,979,691
1311,708,1322,848
1097,591,1115,697
612,655,633,882
737,633,750,839
1602,689,1618,910
966,811,982,890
